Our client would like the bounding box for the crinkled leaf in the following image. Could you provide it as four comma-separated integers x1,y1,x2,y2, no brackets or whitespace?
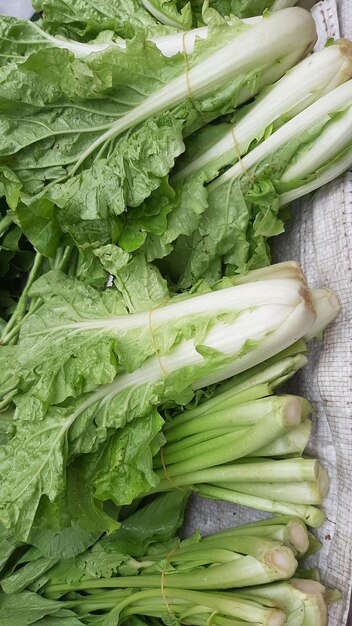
113,254,169,312
93,244,130,275
28,455,119,560
33,0,165,40
93,408,165,504
140,0,192,29
15,197,62,258
0,17,269,264
142,172,209,261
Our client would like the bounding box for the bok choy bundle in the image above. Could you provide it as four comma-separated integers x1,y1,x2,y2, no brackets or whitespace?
0,494,333,626
0,261,337,546
141,39,352,265
163,77,352,286
0,8,316,272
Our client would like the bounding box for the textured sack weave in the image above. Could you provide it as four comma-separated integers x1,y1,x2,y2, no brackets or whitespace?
185,3,352,625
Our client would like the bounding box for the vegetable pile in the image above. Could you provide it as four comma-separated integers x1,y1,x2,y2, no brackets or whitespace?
0,0,348,624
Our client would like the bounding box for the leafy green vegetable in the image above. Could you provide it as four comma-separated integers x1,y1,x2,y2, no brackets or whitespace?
165,79,352,286
0,263,317,541
0,591,64,626
0,9,316,264
0,516,331,626
140,40,352,265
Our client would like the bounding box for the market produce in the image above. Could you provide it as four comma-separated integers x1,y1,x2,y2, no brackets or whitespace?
161,78,352,285
141,40,352,263
0,1,346,623
0,8,316,272
0,494,333,626
0,261,325,545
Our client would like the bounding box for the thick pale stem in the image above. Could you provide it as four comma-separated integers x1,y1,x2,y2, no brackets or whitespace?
210,81,352,191
175,41,352,181
196,484,325,527
164,395,302,443
155,458,320,490
279,146,352,206
252,420,312,456
159,396,302,474
69,8,316,175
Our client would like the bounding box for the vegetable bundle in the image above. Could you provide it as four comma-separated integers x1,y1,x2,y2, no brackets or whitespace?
0,494,335,626
0,260,338,555
0,8,316,277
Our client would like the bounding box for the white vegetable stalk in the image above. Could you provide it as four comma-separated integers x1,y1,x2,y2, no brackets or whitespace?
281,100,352,181
279,146,352,205
210,80,352,192
52,272,316,442
193,296,314,388
174,41,352,180
97,288,313,395
29,277,309,339
28,16,263,58
230,260,306,283
70,8,316,174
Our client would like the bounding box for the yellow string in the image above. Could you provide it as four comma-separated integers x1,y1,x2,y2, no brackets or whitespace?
181,31,206,124
207,611,219,626
148,303,169,377
230,125,255,184
160,447,187,492
160,545,179,617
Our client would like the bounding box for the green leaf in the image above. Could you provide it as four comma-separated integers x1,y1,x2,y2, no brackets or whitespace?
140,0,192,29
0,524,21,575
113,254,169,312
142,172,209,261
15,198,62,258
112,491,188,550
0,591,61,626
33,0,163,40
1,555,58,594
201,0,276,19
93,408,165,504
28,455,119,560
93,244,130,275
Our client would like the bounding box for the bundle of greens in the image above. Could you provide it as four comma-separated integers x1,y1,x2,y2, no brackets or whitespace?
162,77,352,285
139,40,352,266
155,391,327,526
0,8,316,278
0,260,339,553
0,494,333,626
